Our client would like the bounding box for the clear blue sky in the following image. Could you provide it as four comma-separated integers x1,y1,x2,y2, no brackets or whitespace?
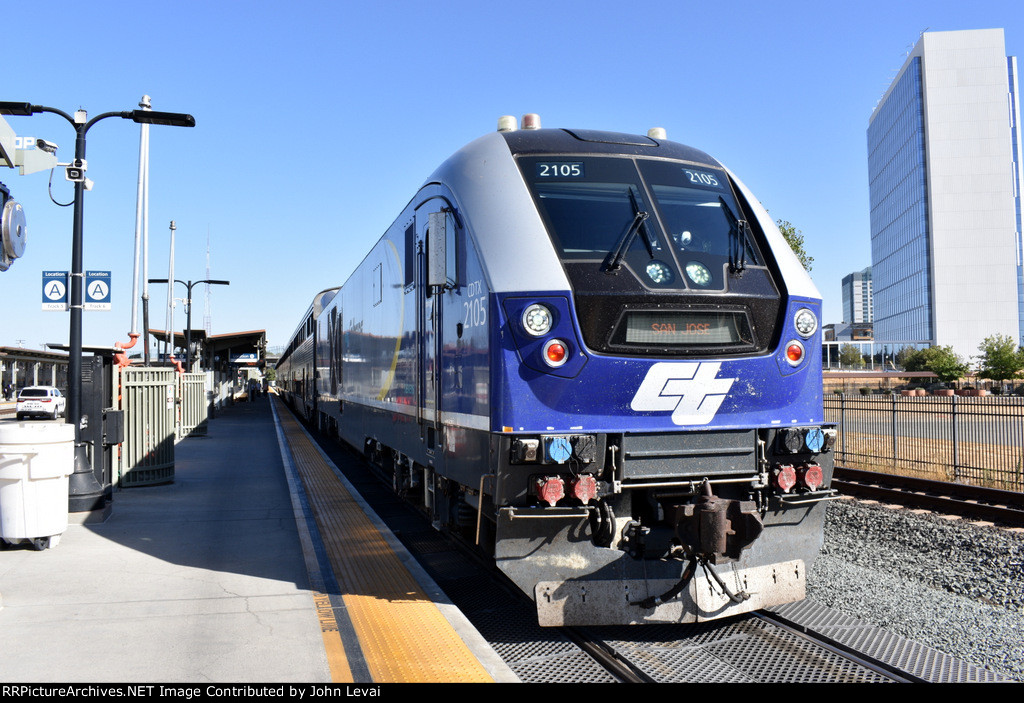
2,0,1021,354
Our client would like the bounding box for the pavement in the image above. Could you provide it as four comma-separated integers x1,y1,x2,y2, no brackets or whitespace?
0,397,331,683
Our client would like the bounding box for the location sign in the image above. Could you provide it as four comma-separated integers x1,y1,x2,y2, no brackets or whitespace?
42,270,68,311
85,270,111,310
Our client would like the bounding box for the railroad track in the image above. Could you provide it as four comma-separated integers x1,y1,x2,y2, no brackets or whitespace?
833,466,1024,526
300,414,998,682
569,609,933,683
305,420,925,683
753,609,923,682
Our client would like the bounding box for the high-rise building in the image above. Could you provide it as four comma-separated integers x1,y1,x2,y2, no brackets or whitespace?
867,29,1023,357
842,266,873,324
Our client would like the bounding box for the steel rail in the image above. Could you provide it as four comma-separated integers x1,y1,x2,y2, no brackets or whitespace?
833,466,1024,526
753,610,922,683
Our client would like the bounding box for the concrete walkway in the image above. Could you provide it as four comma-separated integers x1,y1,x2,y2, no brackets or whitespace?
0,398,330,682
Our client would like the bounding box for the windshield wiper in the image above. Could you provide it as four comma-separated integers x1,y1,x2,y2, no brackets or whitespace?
718,196,749,275
604,189,652,272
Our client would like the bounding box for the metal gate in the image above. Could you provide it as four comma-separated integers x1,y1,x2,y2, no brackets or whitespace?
177,372,208,439
119,366,176,487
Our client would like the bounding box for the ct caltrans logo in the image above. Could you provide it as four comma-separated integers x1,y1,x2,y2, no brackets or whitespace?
630,362,736,426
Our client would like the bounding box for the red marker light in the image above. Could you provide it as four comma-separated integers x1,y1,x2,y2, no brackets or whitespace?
543,339,568,367
785,340,804,366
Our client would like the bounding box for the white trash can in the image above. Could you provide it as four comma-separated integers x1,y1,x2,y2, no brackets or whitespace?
0,422,75,550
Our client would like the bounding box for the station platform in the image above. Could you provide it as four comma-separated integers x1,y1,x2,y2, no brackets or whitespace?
0,395,517,684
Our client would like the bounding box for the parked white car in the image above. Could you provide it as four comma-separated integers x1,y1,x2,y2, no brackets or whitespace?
15,386,67,420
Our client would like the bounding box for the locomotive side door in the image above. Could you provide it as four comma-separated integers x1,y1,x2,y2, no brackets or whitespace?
418,203,458,455
416,208,441,450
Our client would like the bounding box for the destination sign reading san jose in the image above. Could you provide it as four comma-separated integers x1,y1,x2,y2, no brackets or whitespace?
624,310,749,345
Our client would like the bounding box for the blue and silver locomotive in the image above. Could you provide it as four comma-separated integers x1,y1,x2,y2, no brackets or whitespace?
278,115,835,626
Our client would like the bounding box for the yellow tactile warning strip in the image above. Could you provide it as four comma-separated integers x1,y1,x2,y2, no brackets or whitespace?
312,591,355,683
274,399,495,683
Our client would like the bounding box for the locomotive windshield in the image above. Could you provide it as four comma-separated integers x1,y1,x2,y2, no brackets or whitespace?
520,156,762,292
518,155,782,356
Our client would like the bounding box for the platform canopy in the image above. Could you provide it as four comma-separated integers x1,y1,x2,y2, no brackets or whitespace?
148,328,266,372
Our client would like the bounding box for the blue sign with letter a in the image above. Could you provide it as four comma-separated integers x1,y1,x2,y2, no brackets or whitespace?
42,270,68,311
85,270,111,310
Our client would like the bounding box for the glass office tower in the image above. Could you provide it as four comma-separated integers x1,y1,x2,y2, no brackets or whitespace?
868,29,1023,356
842,266,873,324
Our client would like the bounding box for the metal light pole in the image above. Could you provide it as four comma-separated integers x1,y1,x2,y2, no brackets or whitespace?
165,221,176,360
133,95,152,365
0,101,194,511
148,278,229,371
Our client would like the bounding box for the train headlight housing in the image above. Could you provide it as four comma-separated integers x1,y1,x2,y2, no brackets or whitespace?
794,308,817,338
522,304,553,337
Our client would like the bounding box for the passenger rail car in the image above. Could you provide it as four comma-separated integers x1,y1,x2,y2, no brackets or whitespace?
278,286,339,422
277,115,836,626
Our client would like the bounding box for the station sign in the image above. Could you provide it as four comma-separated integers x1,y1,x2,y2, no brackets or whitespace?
42,270,68,311
85,270,111,310
42,270,112,310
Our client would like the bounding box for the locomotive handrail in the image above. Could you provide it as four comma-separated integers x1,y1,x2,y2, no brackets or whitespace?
777,489,841,505
616,474,762,492
506,507,594,519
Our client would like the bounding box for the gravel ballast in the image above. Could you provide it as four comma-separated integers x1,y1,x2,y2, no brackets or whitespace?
807,498,1024,681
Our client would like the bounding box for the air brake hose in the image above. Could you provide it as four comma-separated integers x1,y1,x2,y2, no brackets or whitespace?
632,556,698,609
700,558,751,604
632,555,751,609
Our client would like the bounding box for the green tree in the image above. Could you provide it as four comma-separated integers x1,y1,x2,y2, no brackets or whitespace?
913,346,968,384
976,334,1024,383
838,343,863,368
894,345,919,370
776,219,813,271
901,348,928,373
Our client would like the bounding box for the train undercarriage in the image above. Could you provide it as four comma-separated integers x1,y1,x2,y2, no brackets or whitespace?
353,416,837,626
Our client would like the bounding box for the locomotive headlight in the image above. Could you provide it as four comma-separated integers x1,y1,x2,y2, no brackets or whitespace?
794,308,817,338
645,260,674,285
522,304,553,337
685,261,711,287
